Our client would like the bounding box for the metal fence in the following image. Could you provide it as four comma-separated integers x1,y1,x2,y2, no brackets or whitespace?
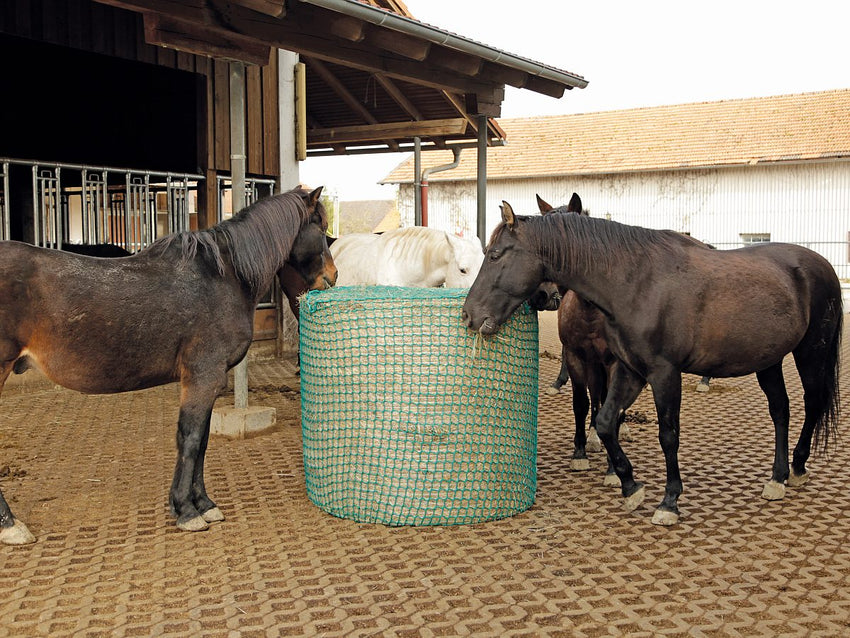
0,157,276,251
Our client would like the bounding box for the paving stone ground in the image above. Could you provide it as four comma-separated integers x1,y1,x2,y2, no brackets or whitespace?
1,319,849,637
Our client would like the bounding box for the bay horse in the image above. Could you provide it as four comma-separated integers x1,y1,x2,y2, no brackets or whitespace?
532,194,620,472
463,201,842,525
0,186,337,544
330,226,484,287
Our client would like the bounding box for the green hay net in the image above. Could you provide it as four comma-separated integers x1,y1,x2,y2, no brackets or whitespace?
299,286,539,526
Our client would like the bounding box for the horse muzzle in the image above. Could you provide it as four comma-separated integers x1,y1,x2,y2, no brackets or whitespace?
461,309,500,335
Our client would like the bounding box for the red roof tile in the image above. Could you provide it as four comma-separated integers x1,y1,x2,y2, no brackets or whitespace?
383,89,850,183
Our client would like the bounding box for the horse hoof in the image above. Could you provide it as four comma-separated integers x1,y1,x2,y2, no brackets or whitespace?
603,473,621,487
787,470,808,487
0,521,36,545
587,429,602,453
696,382,710,393
651,509,679,526
620,424,633,442
546,386,560,396
761,480,786,501
570,458,591,471
177,516,210,532
623,485,645,512
202,507,225,523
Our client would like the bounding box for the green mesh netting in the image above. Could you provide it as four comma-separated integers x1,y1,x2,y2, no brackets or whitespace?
299,286,538,526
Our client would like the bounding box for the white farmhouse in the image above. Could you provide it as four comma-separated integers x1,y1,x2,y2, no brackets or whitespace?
383,89,850,281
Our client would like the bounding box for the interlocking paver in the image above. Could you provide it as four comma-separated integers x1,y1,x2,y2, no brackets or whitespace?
1,321,849,636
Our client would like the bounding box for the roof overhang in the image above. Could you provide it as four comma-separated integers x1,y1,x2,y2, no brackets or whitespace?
94,0,587,155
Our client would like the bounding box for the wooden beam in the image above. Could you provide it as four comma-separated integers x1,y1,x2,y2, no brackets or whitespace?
374,74,424,121
231,0,285,18
328,15,365,42
365,25,430,61
426,46,483,77
308,118,468,146
305,57,378,125
143,13,271,65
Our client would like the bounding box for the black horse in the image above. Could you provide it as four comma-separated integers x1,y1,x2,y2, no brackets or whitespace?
0,186,337,544
51,242,133,258
463,201,842,525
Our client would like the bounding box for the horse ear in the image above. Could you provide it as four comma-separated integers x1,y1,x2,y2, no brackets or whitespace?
307,186,324,208
500,201,517,229
567,192,583,214
536,194,554,214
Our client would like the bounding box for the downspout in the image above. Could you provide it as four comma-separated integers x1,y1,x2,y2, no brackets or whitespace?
420,147,461,228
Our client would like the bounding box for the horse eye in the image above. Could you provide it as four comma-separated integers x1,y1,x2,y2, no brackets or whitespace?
460,268,468,274
488,251,500,261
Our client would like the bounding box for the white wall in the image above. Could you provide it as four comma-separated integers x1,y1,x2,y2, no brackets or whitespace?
399,161,850,279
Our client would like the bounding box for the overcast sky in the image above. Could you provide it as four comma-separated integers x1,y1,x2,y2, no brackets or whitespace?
300,0,849,201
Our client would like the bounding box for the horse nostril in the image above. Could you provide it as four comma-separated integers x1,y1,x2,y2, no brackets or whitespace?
461,310,470,326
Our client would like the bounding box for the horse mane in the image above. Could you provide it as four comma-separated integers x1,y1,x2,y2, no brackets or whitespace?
506,213,693,276
150,188,310,296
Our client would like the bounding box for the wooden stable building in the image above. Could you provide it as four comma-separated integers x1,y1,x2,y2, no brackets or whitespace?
0,0,586,345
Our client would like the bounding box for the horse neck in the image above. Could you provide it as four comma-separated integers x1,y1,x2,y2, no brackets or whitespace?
534,217,630,318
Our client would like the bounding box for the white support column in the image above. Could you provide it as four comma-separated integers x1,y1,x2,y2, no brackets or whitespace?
279,50,300,190
277,49,302,353
230,62,249,410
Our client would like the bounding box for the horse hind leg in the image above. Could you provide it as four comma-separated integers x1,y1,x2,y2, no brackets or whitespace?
755,364,791,501
788,318,842,488
0,362,37,545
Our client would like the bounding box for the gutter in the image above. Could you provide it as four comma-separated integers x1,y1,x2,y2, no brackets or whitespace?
420,147,462,226
297,0,588,90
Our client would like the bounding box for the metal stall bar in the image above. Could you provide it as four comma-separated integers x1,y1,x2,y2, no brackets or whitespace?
0,162,9,241
32,165,63,248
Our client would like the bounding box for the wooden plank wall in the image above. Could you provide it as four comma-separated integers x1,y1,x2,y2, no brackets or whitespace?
0,0,280,180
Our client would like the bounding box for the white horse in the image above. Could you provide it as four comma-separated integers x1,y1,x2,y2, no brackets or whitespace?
331,227,484,288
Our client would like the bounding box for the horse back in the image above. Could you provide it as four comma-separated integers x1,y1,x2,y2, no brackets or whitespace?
673,242,842,376
0,241,253,394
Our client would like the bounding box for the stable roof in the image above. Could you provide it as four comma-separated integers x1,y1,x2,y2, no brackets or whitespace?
383,89,850,182
96,0,587,155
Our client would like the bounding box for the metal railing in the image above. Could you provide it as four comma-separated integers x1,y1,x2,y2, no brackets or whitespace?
0,157,277,252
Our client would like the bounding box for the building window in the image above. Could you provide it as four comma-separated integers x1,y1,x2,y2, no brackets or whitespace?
740,233,770,245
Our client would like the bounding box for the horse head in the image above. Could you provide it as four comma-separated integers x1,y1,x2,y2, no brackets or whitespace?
524,192,584,310
443,233,485,288
286,186,338,291
462,201,547,334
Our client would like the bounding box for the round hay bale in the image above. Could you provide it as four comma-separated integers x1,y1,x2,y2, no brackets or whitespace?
299,286,539,526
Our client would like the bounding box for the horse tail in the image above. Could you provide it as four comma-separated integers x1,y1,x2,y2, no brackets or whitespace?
812,298,842,455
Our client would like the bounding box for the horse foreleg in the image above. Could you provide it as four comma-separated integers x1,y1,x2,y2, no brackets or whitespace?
649,370,684,525
0,489,35,545
191,416,224,524
569,377,591,471
0,365,36,545
756,364,790,501
170,381,224,532
547,345,570,395
595,365,646,512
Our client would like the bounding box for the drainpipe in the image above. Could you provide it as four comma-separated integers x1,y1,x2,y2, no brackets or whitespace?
420,147,462,228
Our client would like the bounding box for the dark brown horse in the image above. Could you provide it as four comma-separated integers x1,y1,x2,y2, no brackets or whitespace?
463,202,842,525
532,194,628,481
0,186,337,544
